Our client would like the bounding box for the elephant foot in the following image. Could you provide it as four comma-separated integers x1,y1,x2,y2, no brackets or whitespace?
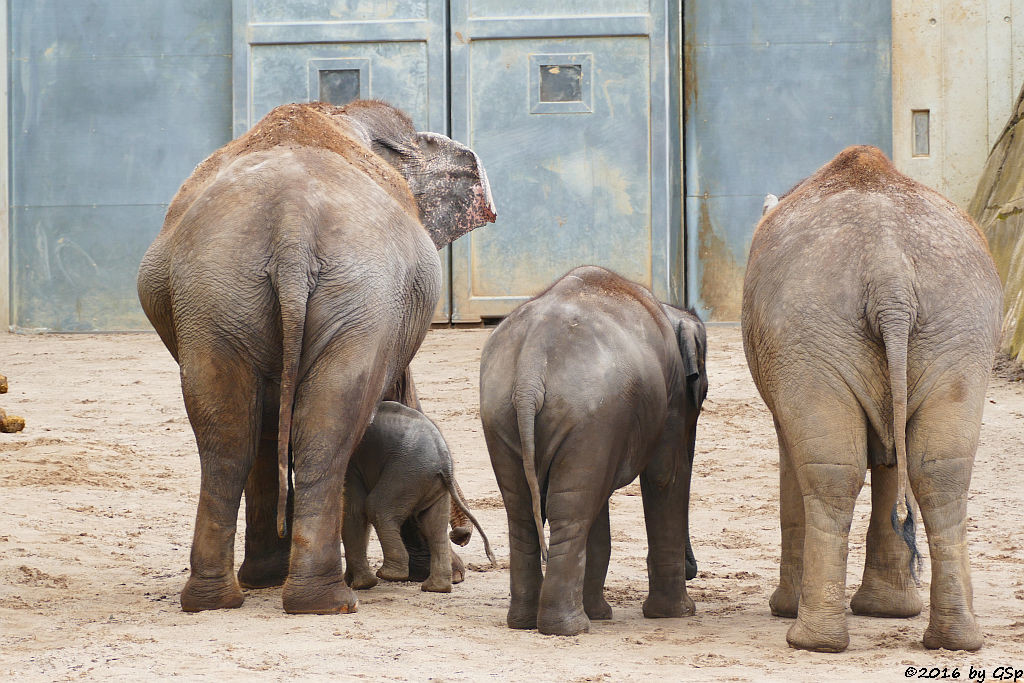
850,579,922,618
449,526,472,547
451,550,466,584
538,606,590,636
584,596,613,620
769,584,799,618
237,553,289,589
376,561,411,582
282,576,358,615
507,599,539,630
181,573,244,612
421,575,453,593
643,590,696,619
923,616,983,651
344,568,379,590
685,557,698,582
786,617,849,653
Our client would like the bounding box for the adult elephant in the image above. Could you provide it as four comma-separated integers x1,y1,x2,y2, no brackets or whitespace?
480,266,707,636
137,100,495,614
742,145,1000,652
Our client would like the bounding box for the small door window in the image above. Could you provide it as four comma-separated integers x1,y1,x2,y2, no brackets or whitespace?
529,53,592,114
307,58,370,105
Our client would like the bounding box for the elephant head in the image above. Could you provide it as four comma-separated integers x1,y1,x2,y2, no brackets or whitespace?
338,100,496,249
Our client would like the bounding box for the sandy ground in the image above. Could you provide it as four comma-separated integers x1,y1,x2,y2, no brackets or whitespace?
1,326,1022,681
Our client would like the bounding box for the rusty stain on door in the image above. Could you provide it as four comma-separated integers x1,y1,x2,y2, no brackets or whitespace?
697,199,743,321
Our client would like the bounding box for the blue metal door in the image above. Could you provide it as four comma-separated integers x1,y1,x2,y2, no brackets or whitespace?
449,0,683,321
684,0,892,321
233,0,451,320
237,0,683,322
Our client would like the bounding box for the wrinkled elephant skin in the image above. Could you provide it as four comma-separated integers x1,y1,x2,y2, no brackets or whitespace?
137,100,495,615
742,146,1000,652
480,266,707,636
343,402,495,593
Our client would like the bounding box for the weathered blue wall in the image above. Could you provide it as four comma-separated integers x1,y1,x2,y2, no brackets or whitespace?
9,1,232,330
7,1,895,330
684,0,893,321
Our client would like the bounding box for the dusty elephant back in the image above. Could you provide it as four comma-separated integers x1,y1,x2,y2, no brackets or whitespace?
480,267,682,482
162,102,418,236
483,266,680,412
742,145,1002,436
745,146,1001,342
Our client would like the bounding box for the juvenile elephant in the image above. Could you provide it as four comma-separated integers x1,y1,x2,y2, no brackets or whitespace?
137,100,495,614
343,401,495,593
480,266,707,636
742,146,1001,652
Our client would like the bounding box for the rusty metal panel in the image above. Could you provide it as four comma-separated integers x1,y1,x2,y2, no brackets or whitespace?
449,0,683,321
234,0,451,321
9,1,232,331
685,0,892,321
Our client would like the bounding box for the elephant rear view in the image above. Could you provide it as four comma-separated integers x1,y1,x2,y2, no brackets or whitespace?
480,266,707,636
137,101,494,615
742,145,1001,652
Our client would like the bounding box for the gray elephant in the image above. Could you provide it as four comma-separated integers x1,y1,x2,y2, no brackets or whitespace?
137,100,495,615
343,401,495,593
479,266,707,636
742,145,1001,652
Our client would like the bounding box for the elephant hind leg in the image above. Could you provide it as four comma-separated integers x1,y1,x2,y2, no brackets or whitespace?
238,435,292,589
537,438,617,636
583,501,612,620
282,341,385,615
769,420,803,619
179,349,262,612
342,479,378,590
907,394,984,651
418,494,454,593
850,462,922,618
775,390,867,653
484,426,543,630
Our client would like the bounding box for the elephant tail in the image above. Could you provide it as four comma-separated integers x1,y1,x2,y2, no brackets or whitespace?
514,389,547,563
441,459,496,566
879,306,923,584
272,260,310,539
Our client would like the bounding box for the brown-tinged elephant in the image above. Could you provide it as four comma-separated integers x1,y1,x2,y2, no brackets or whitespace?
343,401,495,593
480,266,707,636
742,145,1001,652
137,100,495,615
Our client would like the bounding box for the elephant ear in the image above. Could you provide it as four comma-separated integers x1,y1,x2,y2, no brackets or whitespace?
340,102,496,249
403,132,497,249
664,305,708,408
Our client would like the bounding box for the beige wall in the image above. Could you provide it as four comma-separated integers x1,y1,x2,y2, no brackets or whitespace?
0,1,8,331
893,0,1024,207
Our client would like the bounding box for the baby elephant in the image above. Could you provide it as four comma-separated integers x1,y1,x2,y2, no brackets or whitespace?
480,266,707,636
343,401,495,593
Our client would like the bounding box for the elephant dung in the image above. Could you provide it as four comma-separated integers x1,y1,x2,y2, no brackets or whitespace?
0,374,7,393
0,407,25,433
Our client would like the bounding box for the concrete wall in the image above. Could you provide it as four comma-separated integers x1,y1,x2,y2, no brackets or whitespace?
892,0,1024,207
